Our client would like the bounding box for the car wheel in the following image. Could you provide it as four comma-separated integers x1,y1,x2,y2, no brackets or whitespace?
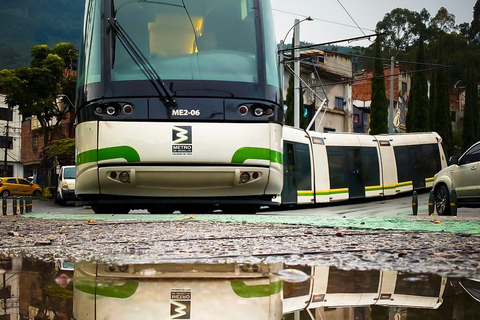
1,190,10,198
33,190,42,197
435,185,451,216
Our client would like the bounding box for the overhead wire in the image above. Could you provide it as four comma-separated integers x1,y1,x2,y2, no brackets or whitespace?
272,8,375,33
335,0,368,37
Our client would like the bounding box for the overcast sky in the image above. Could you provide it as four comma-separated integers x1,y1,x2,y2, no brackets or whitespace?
271,0,477,47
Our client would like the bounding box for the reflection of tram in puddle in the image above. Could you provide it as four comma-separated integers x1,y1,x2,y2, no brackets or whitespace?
73,262,283,320
73,262,449,320
283,266,447,317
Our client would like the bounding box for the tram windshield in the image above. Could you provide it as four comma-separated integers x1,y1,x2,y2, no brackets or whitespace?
109,0,267,84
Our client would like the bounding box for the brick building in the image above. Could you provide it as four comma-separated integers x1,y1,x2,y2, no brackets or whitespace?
352,64,412,133
21,99,75,186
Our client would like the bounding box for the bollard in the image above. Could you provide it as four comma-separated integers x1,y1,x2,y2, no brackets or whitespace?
19,197,24,215
26,196,32,213
450,189,458,216
2,197,6,216
12,197,18,215
412,191,418,216
428,190,435,215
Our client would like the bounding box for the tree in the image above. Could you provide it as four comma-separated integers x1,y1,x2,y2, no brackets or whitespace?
406,37,429,132
463,62,479,151
376,8,426,52
0,43,77,147
469,0,480,44
430,7,456,35
369,37,389,135
433,46,453,155
0,42,77,187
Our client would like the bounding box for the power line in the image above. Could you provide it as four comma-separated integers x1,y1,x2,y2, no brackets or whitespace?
272,8,375,33
335,0,368,37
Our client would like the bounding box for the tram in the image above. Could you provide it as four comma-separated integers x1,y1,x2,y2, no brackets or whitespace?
276,126,447,206
75,0,284,213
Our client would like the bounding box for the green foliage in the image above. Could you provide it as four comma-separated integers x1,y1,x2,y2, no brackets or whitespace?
406,37,430,132
0,0,84,69
462,62,479,151
44,138,75,165
369,37,388,135
433,48,453,156
469,0,480,43
42,187,52,199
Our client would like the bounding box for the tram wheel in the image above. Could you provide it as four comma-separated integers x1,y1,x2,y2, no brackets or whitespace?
435,185,451,216
221,204,259,214
92,205,130,214
179,204,212,214
148,205,175,214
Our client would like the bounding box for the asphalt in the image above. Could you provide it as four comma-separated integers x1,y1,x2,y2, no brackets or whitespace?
0,198,478,279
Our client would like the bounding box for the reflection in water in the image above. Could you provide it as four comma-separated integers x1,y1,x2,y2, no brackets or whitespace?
0,257,478,319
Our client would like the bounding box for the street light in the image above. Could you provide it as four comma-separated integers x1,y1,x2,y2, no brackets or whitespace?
282,16,313,45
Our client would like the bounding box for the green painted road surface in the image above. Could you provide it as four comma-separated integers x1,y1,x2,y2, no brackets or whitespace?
25,211,480,235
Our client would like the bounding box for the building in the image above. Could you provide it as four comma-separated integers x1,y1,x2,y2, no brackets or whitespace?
352,64,412,133
0,94,23,177
21,98,75,186
282,49,354,133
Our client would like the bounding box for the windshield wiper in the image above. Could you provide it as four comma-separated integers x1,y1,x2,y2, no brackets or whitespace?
108,17,178,109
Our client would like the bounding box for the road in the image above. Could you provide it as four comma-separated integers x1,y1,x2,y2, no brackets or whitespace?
0,192,479,278
29,191,479,218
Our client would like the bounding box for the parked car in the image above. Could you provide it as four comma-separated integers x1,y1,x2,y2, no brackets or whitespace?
54,165,78,205
433,141,480,215
0,177,42,197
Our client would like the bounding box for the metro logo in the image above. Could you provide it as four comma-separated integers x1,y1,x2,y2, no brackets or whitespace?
172,126,192,144
170,300,190,319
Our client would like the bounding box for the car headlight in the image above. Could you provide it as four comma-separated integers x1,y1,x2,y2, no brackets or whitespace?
62,182,69,190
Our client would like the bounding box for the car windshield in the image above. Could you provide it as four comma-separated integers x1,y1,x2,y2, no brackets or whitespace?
63,167,76,179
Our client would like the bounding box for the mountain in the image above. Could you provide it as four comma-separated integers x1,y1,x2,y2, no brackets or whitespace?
0,0,84,69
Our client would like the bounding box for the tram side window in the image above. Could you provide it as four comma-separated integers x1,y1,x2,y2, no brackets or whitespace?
327,147,347,189
294,143,312,191
394,146,411,183
327,268,380,294
420,144,441,178
361,147,380,187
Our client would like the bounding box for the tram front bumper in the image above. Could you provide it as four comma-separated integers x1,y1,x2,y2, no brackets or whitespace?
97,165,277,198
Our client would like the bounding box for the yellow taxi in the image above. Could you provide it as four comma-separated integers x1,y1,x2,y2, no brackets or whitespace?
0,177,42,197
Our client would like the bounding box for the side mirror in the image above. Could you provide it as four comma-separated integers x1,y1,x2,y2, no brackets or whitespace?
449,156,459,165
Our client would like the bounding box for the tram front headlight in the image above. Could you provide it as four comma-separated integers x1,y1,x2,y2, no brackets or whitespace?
119,171,130,183
106,106,116,116
240,172,250,183
253,107,264,117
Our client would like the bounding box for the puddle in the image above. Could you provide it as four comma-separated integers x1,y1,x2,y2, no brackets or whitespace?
1,256,479,319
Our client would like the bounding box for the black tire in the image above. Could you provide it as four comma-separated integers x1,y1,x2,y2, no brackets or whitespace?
92,205,130,214
1,190,10,198
33,190,42,197
435,184,451,216
221,204,259,214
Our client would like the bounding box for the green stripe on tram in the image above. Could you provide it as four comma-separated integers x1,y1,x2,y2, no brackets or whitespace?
231,147,283,165
230,280,283,298
77,146,141,166
75,280,140,299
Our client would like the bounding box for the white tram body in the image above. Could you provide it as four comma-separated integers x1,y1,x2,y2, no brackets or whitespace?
277,126,447,206
283,266,446,313
76,122,283,198
73,262,283,320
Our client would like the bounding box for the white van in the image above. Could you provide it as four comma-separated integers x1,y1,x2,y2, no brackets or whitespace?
54,165,77,205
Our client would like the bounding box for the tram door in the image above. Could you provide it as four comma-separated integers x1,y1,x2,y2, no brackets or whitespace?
282,141,312,204
347,148,365,199
282,142,297,204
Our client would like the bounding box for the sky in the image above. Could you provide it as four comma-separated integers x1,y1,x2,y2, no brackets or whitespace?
271,0,477,47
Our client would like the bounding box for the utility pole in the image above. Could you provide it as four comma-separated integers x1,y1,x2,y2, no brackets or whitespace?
389,56,395,133
3,118,9,177
293,19,300,128
279,40,285,101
